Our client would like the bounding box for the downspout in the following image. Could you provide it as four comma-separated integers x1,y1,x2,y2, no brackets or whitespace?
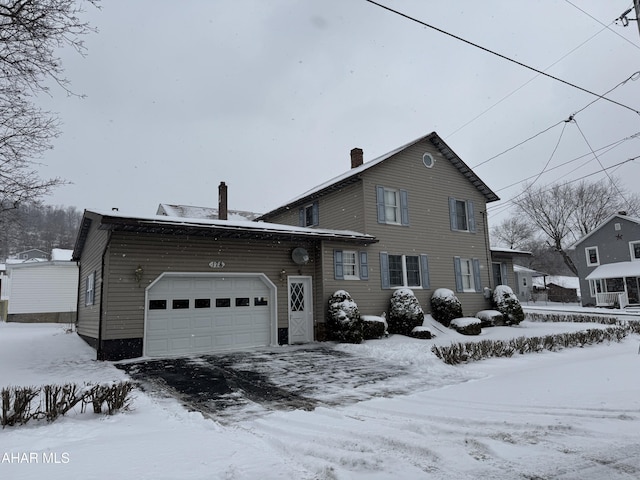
481,211,493,289
96,231,112,360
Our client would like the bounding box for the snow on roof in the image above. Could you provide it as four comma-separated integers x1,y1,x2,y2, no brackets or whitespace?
491,247,532,256
513,264,545,275
157,204,262,222
585,261,640,280
260,132,499,218
532,275,580,290
87,209,376,241
51,249,74,261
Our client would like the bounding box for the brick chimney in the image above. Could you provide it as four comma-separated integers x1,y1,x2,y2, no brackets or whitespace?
350,148,363,169
218,181,228,220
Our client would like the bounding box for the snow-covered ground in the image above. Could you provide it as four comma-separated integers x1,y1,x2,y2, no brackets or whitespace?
1,313,639,479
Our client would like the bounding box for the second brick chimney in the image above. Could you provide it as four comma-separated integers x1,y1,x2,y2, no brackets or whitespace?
350,148,363,169
218,181,228,220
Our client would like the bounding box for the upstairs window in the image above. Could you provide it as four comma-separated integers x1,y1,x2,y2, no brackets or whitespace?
585,246,599,267
630,241,640,261
299,201,319,227
376,186,409,225
449,197,476,232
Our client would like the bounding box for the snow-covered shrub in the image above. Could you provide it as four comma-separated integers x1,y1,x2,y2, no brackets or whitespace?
476,310,505,327
388,288,424,335
492,285,525,325
430,288,463,327
450,317,481,336
327,290,363,344
362,314,387,340
410,326,433,339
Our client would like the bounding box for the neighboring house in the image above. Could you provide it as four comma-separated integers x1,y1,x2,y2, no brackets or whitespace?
13,248,50,261
73,131,500,360
532,275,580,303
4,249,78,323
570,213,640,308
0,263,6,321
490,248,532,294
512,264,545,301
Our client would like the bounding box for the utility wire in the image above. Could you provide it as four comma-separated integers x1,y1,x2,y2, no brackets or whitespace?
364,0,640,114
563,0,640,51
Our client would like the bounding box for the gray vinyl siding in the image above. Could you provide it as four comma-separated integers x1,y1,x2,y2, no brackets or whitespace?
76,214,109,340
572,216,640,305
101,232,319,340
318,139,493,317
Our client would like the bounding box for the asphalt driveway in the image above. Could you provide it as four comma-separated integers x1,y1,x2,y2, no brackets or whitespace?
117,344,414,422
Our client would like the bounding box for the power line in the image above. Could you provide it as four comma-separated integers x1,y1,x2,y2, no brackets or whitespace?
364,0,640,115
563,0,640,51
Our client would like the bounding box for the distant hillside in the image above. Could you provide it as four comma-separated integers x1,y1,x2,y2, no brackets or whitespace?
0,204,82,260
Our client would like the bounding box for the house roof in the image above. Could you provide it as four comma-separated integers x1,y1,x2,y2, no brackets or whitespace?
157,204,262,222
491,247,533,256
73,210,377,261
513,264,547,276
258,131,499,220
569,213,640,249
585,261,640,280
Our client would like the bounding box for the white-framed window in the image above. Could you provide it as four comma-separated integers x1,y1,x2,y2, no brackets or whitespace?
448,197,476,233
376,186,409,225
585,246,599,266
299,202,319,227
454,256,482,293
85,271,95,306
630,241,640,261
334,250,368,281
380,252,429,289
589,278,605,297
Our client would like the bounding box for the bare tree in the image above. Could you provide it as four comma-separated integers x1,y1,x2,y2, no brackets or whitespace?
0,0,99,215
513,178,638,275
490,216,538,250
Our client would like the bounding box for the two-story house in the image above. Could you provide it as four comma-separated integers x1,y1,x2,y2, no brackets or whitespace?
72,131,500,360
258,131,500,321
570,212,640,308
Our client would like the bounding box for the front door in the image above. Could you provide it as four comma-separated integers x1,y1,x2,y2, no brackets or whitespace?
288,276,313,344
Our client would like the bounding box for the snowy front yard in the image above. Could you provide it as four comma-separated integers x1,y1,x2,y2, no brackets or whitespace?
1,314,639,479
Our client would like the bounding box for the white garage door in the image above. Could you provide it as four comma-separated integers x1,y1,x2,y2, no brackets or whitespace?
145,273,274,357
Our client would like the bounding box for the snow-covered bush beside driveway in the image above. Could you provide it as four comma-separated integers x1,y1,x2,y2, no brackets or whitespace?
327,290,363,344
430,288,463,327
388,288,424,335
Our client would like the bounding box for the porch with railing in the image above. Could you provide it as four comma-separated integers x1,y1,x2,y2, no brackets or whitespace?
595,291,629,309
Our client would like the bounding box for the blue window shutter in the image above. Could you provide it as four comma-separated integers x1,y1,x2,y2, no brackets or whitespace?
359,251,369,280
298,207,305,227
312,201,319,226
500,263,509,287
420,254,430,289
334,250,344,280
376,186,386,223
400,189,409,225
473,258,482,292
380,252,390,289
467,200,476,233
453,256,463,292
449,197,458,230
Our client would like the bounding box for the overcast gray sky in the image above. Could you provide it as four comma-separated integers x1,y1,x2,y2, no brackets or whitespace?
36,0,640,224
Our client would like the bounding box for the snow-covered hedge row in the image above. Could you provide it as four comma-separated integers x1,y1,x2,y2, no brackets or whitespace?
431,327,629,365
526,312,619,325
1,381,134,427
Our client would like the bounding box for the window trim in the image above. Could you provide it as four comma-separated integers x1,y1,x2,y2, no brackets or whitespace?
629,241,640,261
376,186,409,225
449,197,476,233
299,201,319,227
334,250,369,281
380,252,429,289
589,278,605,297
85,271,95,306
585,246,600,267
454,257,482,293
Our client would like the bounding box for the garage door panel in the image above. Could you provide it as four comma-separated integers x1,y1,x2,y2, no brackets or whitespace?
145,274,273,357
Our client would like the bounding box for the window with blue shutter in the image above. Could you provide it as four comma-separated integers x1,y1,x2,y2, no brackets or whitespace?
472,258,482,292
453,257,463,292
449,197,476,233
299,201,319,227
380,252,390,289
359,251,369,280
381,252,429,288
420,254,430,289
376,186,409,225
334,250,344,280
